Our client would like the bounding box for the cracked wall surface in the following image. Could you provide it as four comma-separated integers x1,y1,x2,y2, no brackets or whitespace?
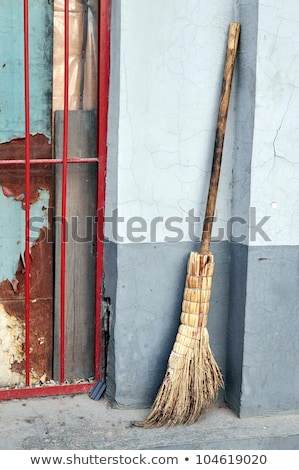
105,0,299,416
250,0,299,246
106,0,236,244
227,0,299,417
105,0,237,407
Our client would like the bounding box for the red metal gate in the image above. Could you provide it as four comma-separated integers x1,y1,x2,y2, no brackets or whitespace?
0,0,110,399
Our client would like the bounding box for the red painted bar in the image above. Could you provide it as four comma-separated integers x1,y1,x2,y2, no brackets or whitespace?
0,382,94,401
59,0,70,383
0,158,99,165
23,0,31,388
94,0,111,380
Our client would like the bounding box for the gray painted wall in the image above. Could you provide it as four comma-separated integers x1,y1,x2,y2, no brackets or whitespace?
104,241,230,408
242,246,299,417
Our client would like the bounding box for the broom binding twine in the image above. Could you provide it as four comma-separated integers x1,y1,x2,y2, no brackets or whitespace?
132,252,224,428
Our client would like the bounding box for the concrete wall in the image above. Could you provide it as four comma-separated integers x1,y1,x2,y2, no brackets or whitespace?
104,0,237,407
104,0,299,417
226,0,299,417
105,0,237,245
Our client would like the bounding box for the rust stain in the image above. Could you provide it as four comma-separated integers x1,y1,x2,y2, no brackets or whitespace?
0,134,54,387
0,134,54,204
10,359,25,375
0,303,25,387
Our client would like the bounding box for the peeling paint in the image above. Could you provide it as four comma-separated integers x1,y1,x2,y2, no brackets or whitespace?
0,136,54,387
0,186,50,288
0,0,54,390
0,299,53,386
0,300,52,387
0,303,25,387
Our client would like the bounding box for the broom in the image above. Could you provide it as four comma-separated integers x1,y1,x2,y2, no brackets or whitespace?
133,22,240,428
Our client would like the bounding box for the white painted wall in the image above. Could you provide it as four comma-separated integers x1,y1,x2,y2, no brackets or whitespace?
250,0,299,246
106,0,237,244
106,0,299,247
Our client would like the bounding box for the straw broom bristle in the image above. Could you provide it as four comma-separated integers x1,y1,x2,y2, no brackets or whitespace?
132,252,224,428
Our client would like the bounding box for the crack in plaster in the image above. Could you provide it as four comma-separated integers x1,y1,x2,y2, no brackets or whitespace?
272,87,295,168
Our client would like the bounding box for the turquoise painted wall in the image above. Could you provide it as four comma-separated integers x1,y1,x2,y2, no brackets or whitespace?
0,2,53,283
0,0,53,142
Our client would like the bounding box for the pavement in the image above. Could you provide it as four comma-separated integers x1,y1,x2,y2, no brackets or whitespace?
0,393,298,450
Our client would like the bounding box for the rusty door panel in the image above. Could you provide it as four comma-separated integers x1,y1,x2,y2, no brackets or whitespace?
0,0,110,399
0,134,54,386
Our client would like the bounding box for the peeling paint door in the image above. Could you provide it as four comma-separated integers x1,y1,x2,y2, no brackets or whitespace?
0,0,54,389
0,0,110,399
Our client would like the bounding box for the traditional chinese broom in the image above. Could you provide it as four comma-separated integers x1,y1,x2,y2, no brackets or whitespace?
133,23,240,428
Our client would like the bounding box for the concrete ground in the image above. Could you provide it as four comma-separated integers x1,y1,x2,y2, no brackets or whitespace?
0,394,298,450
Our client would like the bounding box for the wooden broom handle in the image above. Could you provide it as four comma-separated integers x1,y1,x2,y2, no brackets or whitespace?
200,23,240,255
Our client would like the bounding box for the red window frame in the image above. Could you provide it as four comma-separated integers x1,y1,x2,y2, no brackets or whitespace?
0,0,111,400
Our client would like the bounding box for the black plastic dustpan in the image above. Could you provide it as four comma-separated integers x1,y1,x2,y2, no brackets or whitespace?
89,380,106,401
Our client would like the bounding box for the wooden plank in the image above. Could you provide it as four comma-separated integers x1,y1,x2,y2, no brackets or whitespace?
54,110,97,381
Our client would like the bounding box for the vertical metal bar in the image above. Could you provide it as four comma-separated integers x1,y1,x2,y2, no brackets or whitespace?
60,0,70,383
23,0,31,388
79,0,89,110
94,0,111,380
